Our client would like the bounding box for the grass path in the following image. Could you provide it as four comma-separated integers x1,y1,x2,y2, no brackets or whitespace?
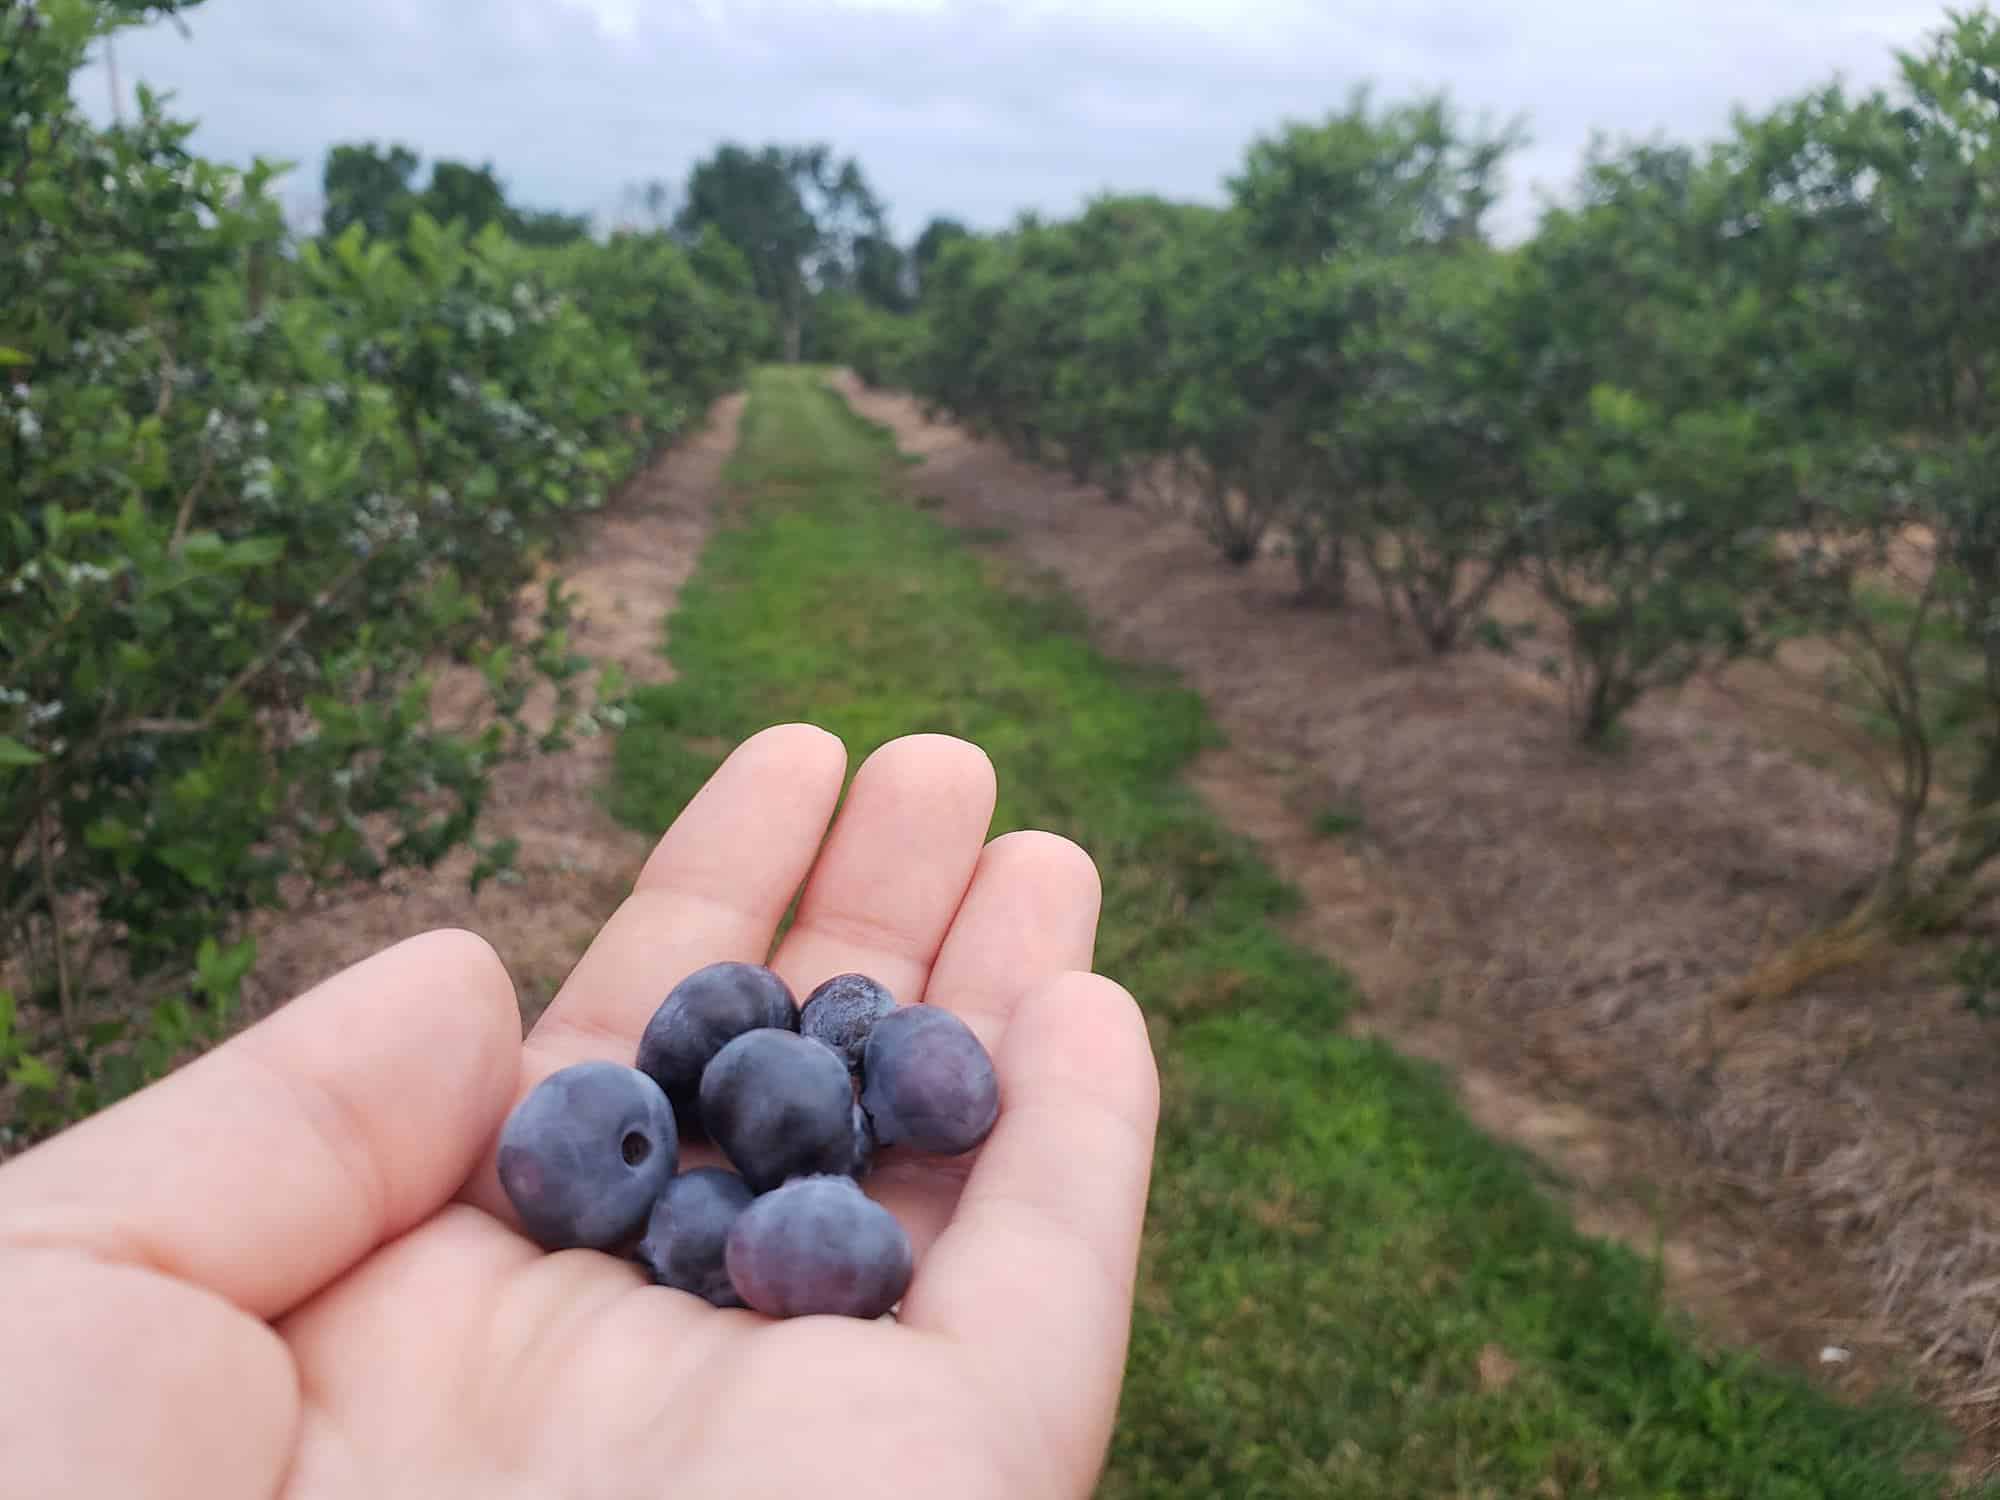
608,367,1971,1497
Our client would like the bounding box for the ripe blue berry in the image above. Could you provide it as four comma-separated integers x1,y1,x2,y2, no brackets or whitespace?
800,973,897,1075
498,1062,679,1251
725,1175,913,1320
637,1167,756,1307
637,962,798,1138
859,1004,999,1156
845,1099,877,1179
700,1028,858,1192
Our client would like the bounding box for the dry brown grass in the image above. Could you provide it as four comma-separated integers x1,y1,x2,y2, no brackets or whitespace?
1712,908,1899,1013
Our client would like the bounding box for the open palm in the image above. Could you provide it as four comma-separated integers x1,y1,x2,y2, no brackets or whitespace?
0,726,1160,1499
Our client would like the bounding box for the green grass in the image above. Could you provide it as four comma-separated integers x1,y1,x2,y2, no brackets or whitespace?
1310,801,1367,840
610,367,1975,1497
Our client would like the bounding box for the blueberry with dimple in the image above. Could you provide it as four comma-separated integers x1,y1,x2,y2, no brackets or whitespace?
725,1174,914,1320
800,973,897,1075
860,1004,999,1156
498,1062,679,1251
700,1029,859,1192
637,962,798,1138
637,1167,756,1307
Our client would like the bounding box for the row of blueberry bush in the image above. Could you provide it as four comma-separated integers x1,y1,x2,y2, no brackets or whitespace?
0,0,766,1138
841,10,2000,918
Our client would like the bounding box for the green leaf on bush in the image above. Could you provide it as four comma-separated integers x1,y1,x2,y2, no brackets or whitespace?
0,346,29,366
595,661,630,706
195,934,257,1001
0,736,46,767
223,536,285,568
158,841,223,890
85,816,137,850
8,1053,57,1093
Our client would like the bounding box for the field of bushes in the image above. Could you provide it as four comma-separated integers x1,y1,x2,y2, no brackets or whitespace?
0,0,767,1129
9,0,2000,1488
839,9,2000,942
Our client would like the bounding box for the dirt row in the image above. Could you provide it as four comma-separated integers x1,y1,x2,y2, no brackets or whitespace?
826,372,2000,1463
244,396,743,1025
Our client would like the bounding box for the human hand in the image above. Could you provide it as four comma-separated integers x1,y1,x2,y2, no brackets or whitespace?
0,726,1160,1499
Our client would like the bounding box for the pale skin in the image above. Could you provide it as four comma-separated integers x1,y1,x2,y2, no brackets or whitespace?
0,725,1161,1498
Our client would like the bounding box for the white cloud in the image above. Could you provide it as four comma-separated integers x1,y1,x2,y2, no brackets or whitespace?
73,0,1950,244
558,0,643,39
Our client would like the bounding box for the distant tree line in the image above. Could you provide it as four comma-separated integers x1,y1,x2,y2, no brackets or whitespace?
321,143,594,247
321,140,968,366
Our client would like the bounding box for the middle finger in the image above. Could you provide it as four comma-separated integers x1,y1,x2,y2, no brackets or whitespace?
765,733,998,1006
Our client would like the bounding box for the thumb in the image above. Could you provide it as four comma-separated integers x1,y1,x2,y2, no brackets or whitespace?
0,928,522,1319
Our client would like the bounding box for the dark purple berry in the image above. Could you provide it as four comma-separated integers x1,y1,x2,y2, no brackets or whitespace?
800,973,897,1075
699,1029,858,1192
637,1167,756,1308
725,1175,913,1320
498,1062,678,1252
846,1099,877,1179
637,962,798,1139
859,1005,999,1156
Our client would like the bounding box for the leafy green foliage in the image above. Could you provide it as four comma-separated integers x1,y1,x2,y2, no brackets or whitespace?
321,141,423,240
808,293,919,389
1229,87,1520,265
898,4,2000,881
1525,388,1791,742
908,215,971,300
910,196,1220,504
321,143,589,247
0,0,753,1141
545,227,767,410
673,143,897,360
1758,11,2000,894
908,96,1522,595
1343,252,1533,648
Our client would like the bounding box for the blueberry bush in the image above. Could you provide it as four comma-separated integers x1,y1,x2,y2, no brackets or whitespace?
897,8,2000,911
0,0,758,1139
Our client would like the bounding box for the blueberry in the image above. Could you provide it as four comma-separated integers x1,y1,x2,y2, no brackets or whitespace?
636,962,798,1139
859,1005,999,1156
845,1099,877,1179
637,1167,756,1307
725,1175,913,1320
497,1062,679,1251
799,973,897,1075
699,1028,858,1192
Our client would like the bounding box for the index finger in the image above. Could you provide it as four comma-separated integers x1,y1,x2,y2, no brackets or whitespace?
459,721,848,1220
522,721,847,1067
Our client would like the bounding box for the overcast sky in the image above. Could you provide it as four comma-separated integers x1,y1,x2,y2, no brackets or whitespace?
74,0,1953,243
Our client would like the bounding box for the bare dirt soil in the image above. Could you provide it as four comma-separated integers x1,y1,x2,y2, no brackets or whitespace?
828,372,2000,1464
244,396,743,1025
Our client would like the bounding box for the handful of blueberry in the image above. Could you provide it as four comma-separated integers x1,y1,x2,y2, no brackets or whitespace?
497,962,1000,1320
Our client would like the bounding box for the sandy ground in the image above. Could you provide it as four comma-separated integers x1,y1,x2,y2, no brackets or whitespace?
828,372,2000,1463
243,396,743,1023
